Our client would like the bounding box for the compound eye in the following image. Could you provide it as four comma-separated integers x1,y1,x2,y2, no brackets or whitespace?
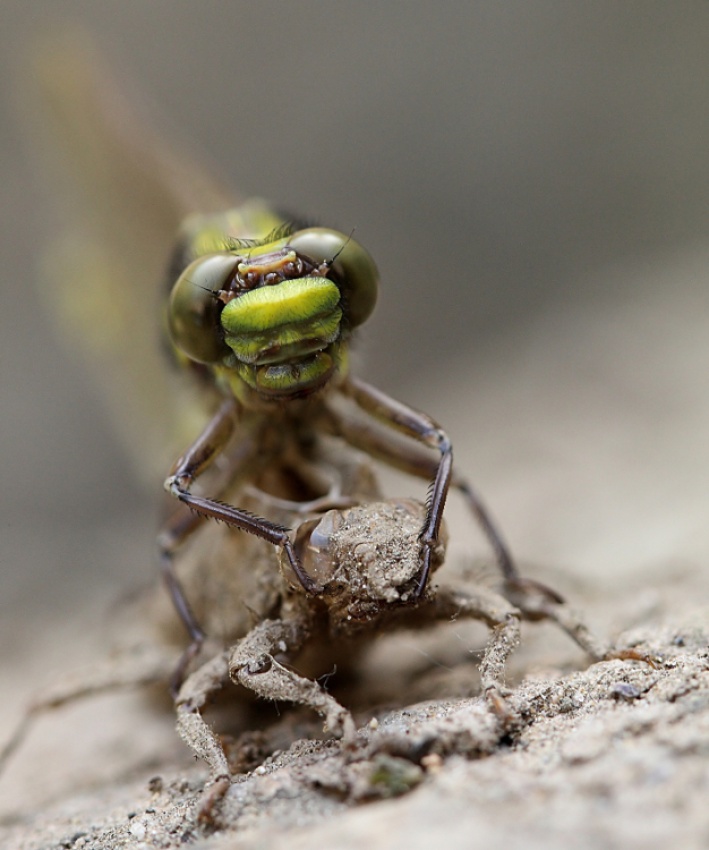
167,254,237,364
288,228,379,329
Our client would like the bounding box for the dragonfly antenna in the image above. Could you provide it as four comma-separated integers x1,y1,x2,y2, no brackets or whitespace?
325,227,356,268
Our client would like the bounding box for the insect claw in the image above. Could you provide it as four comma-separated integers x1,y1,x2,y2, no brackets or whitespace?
413,546,433,598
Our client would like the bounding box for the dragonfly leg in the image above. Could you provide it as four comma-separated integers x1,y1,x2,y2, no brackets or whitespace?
160,397,269,691
158,509,209,694
165,480,321,596
327,382,566,606
323,402,612,661
158,398,240,691
334,378,464,595
160,401,275,689
165,399,320,596
229,618,355,741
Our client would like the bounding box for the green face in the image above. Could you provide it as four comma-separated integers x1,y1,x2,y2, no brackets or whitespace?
167,222,378,403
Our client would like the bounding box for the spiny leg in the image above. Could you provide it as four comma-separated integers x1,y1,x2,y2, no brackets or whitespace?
328,379,525,595
161,397,316,691
159,398,240,690
165,398,320,601
229,619,356,741
158,506,210,694
337,377,453,596
324,387,577,622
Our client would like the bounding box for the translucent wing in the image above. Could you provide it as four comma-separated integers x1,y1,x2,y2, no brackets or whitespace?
27,34,244,481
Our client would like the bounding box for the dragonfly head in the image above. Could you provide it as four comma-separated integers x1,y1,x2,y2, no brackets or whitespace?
167,226,378,402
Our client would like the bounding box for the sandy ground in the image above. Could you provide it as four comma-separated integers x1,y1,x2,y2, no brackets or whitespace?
1,244,708,850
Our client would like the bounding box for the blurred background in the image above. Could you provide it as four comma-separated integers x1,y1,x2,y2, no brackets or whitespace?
1,1,708,701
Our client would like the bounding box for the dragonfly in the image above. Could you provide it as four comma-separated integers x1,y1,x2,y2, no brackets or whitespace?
4,37,617,793
156,202,536,685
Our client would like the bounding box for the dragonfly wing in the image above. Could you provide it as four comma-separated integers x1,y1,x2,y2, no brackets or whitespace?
28,35,237,481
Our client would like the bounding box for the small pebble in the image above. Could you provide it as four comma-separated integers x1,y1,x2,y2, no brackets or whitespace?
611,682,642,701
129,821,147,840
421,753,444,773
